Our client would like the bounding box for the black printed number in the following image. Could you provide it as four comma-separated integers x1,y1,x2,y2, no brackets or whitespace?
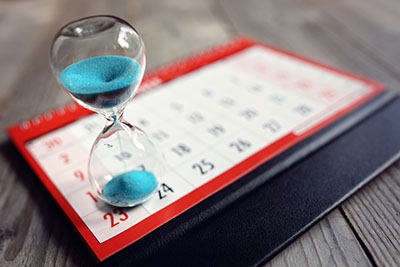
207,124,225,137
152,130,169,142
263,120,281,133
114,151,132,162
84,122,98,133
171,143,191,157
293,105,312,116
192,159,215,175
137,164,146,171
188,112,204,124
158,183,174,199
239,108,258,120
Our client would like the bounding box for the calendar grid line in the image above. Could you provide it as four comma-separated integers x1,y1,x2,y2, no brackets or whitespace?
292,87,373,135
127,91,243,189
157,77,298,165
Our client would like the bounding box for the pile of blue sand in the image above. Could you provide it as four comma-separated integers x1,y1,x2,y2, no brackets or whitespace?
103,170,158,206
60,56,141,108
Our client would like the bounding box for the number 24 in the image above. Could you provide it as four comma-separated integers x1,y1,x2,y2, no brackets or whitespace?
103,208,128,228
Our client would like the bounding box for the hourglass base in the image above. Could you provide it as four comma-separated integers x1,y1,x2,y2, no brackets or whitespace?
103,170,159,207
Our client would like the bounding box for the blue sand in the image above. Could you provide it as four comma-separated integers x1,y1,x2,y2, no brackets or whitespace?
103,170,158,206
60,56,141,108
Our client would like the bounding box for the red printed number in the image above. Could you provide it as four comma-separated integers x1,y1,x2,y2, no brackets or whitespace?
86,191,98,203
44,137,62,150
73,170,84,181
103,208,129,228
59,153,70,164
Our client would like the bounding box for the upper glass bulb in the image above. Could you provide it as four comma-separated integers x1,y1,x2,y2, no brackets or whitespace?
49,15,146,117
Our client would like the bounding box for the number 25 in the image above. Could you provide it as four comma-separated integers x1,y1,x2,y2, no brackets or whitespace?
192,159,215,175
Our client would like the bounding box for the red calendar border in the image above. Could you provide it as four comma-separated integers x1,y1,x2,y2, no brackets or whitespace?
8,37,385,261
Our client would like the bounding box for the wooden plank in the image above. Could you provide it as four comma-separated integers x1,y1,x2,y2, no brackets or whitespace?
0,0,58,134
266,209,371,267
128,0,235,70
313,0,400,92
341,164,400,266
219,0,400,89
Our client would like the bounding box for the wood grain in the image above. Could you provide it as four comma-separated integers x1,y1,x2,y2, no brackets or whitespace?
1,0,400,266
341,164,400,267
266,210,371,267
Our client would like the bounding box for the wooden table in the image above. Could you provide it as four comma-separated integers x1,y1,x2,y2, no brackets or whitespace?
1,0,399,266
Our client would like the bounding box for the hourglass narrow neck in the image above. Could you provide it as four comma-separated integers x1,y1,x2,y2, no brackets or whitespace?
103,110,134,133
104,107,125,123
105,114,121,124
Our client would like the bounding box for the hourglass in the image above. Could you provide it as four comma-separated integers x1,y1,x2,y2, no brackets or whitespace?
49,16,165,207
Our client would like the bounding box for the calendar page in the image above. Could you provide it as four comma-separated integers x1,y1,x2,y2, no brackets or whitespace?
8,38,384,261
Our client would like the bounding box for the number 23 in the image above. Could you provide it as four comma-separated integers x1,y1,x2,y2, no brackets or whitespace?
103,208,128,228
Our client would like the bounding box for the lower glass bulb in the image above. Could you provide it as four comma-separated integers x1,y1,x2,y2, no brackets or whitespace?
88,118,165,207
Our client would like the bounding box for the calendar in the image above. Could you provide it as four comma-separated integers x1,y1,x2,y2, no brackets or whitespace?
8,37,384,262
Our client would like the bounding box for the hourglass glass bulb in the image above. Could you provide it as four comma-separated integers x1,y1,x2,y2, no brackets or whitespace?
49,15,146,115
89,117,165,207
49,16,165,207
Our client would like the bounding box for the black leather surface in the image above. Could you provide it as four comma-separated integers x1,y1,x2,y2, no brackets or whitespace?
102,91,399,267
